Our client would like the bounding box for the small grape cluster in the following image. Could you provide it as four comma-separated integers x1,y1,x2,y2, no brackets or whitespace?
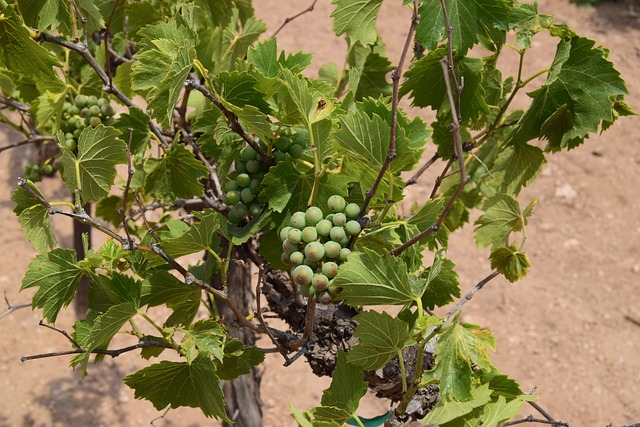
280,195,362,304
60,94,115,151
271,129,309,162
23,162,54,182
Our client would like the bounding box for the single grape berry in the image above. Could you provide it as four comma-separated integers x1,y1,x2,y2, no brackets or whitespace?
339,248,351,261
100,104,115,117
80,107,91,118
236,173,251,187
322,262,339,278
228,203,248,224
89,116,102,126
65,139,77,150
240,146,258,161
274,136,292,152
224,190,241,205
304,241,325,262
282,239,299,255
240,188,255,203
318,292,332,304
329,226,346,242
315,219,332,237
332,212,347,226
273,150,286,163
312,274,329,291
299,284,314,298
235,161,247,174
245,159,260,174
290,211,307,229
89,105,101,116
288,143,304,159
305,206,323,226
327,195,346,213
42,164,54,174
287,228,303,244
248,203,262,216
289,251,304,266
74,94,88,106
345,220,361,236
292,265,314,286
225,180,239,191
279,226,293,241
87,95,98,105
345,203,360,219
301,226,318,243
324,241,341,258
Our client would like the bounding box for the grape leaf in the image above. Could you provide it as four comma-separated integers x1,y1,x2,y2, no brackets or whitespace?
88,272,141,314
421,257,461,310
507,36,629,151
160,209,226,258
331,0,383,47
491,143,546,196
480,395,523,427
143,142,209,203
216,339,265,380
490,246,531,283
124,355,231,421
474,195,536,249
113,106,151,155
291,405,342,427
314,351,367,423
507,2,553,49
407,198,449,251
20,249,83,323
141,270,201,327
32,84,69,133
216,71,270,113
347,311,411,370
131,19,196,128
59,125,126,203
179,319,226,364
420,383,493,425
400,48,488,123
247,37,313,79
11,182,57,253
0,5,62,82
415,0,511,56
333,248,418,306
280,68,334,125
425,315,496,401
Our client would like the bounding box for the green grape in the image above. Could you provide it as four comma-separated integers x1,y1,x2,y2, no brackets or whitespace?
89,116,101,126
24,163,32,173
89,105,101,116
304,241,325,262
228,203,248,224
97,98,107,107
273,150,286,163
69,105,80,116
249,203,262,216
288,143,304,159
80,107,91,118
323,241,341,258
327,195,346,213
75,119,86,130
289,251,304,266
235,161,247,174
30,172,42,182
63,102,72,113
249,178,260,192
315,219,332,237
65,139,77,150
73,129,81,139
301,226,318,243
68,116,78,127
282,239,299,255
42,164,54,174
279,226,293,241
289,211,307,229
101,104,115,117
312,274,329,291
339,248,351,261
345,220,361,236
318,292,332,304
329,226,346,242
240,188,255,203
245,159,260,174
274,136,291,151
332,212,347,226
240,146,258,161
292,265,314,286
225,180,239,191
305,206,323,226
87,95,98,105
292,130,308,145
345,203,360,219
322,262,339,279
236,173,251,188
281,253,291,265
65,132,74,140
74,94,88,107
224,190,241,205
287,228,302,244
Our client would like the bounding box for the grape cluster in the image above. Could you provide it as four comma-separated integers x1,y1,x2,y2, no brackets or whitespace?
60,94,115,151
23,162,54,182
271,129,309,162
280,195,362,303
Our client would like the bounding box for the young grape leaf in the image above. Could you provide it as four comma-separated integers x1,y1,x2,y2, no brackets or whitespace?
32,84,69,133
333,248,417,306
160,209,226,258
347,311,412,370
421,257,461,310
480,370,523,398
141,270,201,327
143,142,209,203
124,355,231,421
479,395,523,427
415,0,511,56
131,19,196,128
407,198,449,251
113,106,151,155
331,0,383,47
419,383,493,425
248,37,313,80
507,2,553,49
474,195,536,249
280,68,334,125
507,36,629,151
11,182,57,253
216,339,265,380
0,5,62,83
216,71,271,113
59,125,127,203
314,351,368,423
88,272,141,314
491,143,546,196
179,319,226,364
20,249,83,323
490,246,531,283
425,315,496,400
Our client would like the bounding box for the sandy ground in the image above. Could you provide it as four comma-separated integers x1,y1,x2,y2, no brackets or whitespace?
0,1,638,426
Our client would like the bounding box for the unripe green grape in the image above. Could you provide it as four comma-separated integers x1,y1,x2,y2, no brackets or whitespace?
249,178,260,192
281,252,291,265
345,203,360,219
289,251,304,266
100,104,115,117
87,95,98,105
292,130,308,145
89,105,101,116
31,164,40,173
329,226,346,242
327,195,346,213
332,212,347,226
24,163,33,173
73,129,81,138
74,94,88,107
75,119,86,130
228,203,248,224
282,239,298,255
289,211,306,229
339,248,351,261
224,190,241,205
315,219,332,237
273,150,286,163
65,139,77,150
245,159,260,174
235,161,247,174
30,172,42,182
279,226,293,241
65,132,74,140
312,274,329,291
68,116,78,127
301,226,318,243
287,228,302,244
63,102,72,113
236,173,251,188
322,262,339,278
323,241,341,258
340,237,349,247
89,116,101,126
274,136,291,151
249,203,261,216
225,180,239,191
292,265,314,286
97,98,107,107
80,107,91,118
288,143,304,159
305,206,323,226
318,292,332,304
240,188,254,203
345,220,361,236
304,241,325,262
42,164,54,174
240,146,258,161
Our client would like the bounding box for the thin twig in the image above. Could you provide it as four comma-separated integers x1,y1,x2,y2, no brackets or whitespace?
0,292,31,320
404,153,440,186
0,95,30,112
132,189,161,243
439,0,462,120
103,0,121,89
429,157,454,199
444,271,500,321
528,401,568,427
21,338,172,362
501,415,570,427
0,135,55,154
271,0,318,37
38,320,83,348
119,129,136,250
255,265,290,362
70,0,88,46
